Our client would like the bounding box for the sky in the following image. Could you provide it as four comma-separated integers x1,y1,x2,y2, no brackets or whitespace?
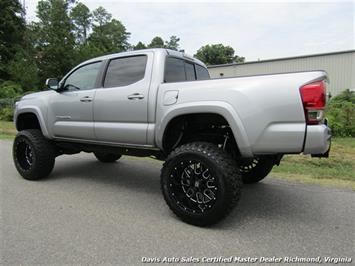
24,0,355,61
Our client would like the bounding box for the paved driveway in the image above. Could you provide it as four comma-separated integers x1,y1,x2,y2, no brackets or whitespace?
1,140,354,265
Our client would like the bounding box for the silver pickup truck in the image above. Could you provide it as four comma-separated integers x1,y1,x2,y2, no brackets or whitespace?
13,48,331,226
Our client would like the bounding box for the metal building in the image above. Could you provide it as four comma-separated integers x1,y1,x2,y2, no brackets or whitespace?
207,50,355,96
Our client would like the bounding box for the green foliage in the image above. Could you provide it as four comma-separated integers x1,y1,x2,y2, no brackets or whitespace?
165,35,180,51
326,89,355,137
88,18,130,55
0,81,23,121
0,0,26,80
138,35,180,50
133,41,147,50
1,1,134,90
0,81,23,98
87,6,130,55
272,137,355,190
7,49,39,91
0,107,14,121
92,6,111,26
194,44,245,65
73,44,100,64
70,2,91,44
32,0,76,82
148,36,165,48
2,0,248,96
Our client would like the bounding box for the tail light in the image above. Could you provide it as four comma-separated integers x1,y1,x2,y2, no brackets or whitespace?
300,80,326,125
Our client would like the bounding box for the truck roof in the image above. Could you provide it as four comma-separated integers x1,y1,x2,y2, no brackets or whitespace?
81,48,207,68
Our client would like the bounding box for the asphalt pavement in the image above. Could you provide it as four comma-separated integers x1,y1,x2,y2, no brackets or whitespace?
1,140,354,265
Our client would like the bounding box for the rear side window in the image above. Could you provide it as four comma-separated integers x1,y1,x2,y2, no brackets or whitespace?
196,64,210,80
185,62,196,81
165,57,210,83
164,57,186,82
104,55,147,88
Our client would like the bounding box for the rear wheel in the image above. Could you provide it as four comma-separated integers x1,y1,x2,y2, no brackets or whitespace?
13,129,55,180
238,156,275,184
161,142,242,226
94,152,121,163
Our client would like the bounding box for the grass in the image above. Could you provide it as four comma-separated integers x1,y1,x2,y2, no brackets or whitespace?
271,137,355,190
0,121,16,139
1,120,354,189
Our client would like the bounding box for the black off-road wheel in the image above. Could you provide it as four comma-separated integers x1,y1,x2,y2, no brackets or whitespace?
238,156,275,184
13,129,55,180
94,152,121,163
161,142,242,226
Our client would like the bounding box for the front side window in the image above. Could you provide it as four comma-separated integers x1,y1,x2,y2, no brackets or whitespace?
104,55,147,88
195,64,210,80
63,61,102,91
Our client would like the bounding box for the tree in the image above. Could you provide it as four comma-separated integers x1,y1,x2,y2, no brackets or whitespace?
88,19,130,55
87,7,130,55
165,35,180,51
92,6,111,27
0,0,26,80
142,35,181,50
133,41,147,50
8,50,39,91
148,36,164,48
194,44,245,65
31,0,76,82
326,89,355,137
70,2,91,44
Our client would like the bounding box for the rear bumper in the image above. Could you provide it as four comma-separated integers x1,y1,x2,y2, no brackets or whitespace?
303,124,331,156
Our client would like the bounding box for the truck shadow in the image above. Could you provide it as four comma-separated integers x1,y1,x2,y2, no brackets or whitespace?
49,155,309,229
217,181,310,229
50,156,162,196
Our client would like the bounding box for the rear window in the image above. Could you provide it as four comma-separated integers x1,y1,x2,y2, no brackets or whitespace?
196,64,210,80
104,55,147,88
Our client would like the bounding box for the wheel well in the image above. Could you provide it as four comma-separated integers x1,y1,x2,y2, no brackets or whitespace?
162,113,240,157
16,113,41,132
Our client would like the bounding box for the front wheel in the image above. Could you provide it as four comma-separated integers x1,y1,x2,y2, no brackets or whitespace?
238,156,275,184
161,142,242,226
13,129,55,180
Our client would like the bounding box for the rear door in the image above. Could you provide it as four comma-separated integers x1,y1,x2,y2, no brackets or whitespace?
93,53,153,145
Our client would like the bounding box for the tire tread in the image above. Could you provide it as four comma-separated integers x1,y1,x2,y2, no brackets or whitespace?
13,129,55,180
161,142,242,226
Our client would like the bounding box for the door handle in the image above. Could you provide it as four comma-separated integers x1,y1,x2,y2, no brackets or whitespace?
80,96,93,102
127,93,144,100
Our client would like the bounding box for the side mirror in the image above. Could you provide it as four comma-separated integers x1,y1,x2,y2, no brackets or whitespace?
45,78,59,90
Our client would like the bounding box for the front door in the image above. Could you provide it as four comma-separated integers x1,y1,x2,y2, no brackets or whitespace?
47,61,103,140
93,53,153,145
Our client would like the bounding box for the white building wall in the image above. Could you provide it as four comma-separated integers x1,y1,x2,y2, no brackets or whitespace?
208,51,355,96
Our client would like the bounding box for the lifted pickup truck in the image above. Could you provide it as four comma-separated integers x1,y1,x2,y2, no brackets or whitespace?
13,48,331,226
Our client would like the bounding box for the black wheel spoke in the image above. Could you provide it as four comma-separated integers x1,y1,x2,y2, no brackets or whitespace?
13,129,55,180
161,142,242,226
168,159,218,214
15,140,33,170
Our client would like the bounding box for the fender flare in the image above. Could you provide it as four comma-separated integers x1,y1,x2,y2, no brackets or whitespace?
15,106,50,138
156,101,253,157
